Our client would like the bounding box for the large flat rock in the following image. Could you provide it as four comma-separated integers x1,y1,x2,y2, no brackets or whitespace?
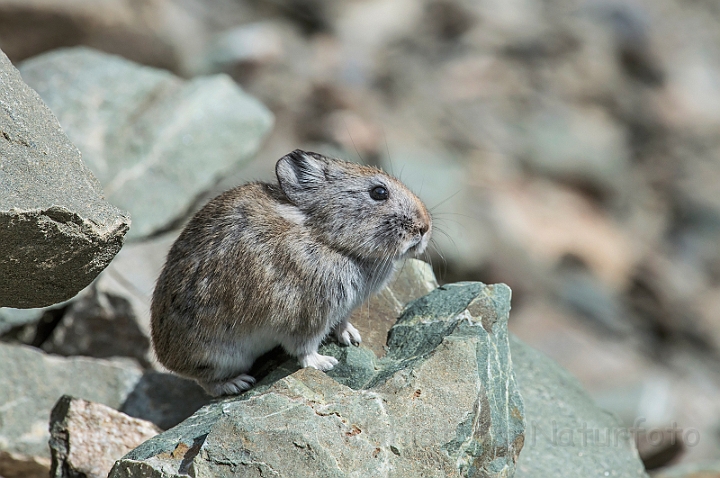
108,260,651,477
19,47,274,239
0,47,129,308
109,282,525,477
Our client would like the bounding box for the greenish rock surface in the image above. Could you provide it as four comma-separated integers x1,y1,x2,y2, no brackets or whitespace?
348,258,438,357
0,47,129,308
109,263,651,477
109,282,525,478
511,335,648,477
19,47,274,239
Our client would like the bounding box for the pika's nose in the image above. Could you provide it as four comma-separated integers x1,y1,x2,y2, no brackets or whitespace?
418,223,429,236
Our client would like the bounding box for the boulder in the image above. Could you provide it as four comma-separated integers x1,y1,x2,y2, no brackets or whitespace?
0,239,161,362
0,47,129,308
49,396,160,478
512,335,648,477
0,344,143,478
109,261,651,477
109,281,525,477
19,47,274,239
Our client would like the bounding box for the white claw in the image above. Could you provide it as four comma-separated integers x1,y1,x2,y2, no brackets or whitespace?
336,322,362,346
300,352,339,371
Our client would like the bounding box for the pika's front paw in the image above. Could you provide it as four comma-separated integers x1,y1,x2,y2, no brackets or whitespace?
335,322,362,346
300,352,339,371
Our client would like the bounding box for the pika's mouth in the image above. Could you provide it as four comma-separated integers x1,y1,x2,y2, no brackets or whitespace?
402,234,429,257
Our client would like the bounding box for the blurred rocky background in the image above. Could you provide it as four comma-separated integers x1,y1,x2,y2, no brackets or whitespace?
2,0,720,476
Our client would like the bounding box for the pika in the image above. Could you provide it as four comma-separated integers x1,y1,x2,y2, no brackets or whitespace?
151,150,432,396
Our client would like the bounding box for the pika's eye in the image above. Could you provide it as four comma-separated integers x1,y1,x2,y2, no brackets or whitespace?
370,186,389,201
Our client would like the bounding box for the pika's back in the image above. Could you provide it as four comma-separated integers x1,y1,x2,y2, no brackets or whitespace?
177,182,292,249
151,182,300,336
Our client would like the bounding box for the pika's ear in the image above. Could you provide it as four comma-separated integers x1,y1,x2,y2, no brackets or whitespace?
276,150,326,201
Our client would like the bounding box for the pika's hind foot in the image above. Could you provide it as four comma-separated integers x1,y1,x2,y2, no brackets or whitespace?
299,352,339,371
334,321,362,346
200,373,256,397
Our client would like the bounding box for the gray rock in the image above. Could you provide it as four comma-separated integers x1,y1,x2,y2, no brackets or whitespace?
40,288,151,367
0,234,169,369
0,343,143,477
200,22,286,75
512,335,648,478
388,258,440,304
0,47,129,308
49,395,160,478
19,47,274,239
109,281,525,477
109,262,650,477
0,303,68,350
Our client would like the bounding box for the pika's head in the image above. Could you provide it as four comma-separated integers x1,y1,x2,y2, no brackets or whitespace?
276,150,431,261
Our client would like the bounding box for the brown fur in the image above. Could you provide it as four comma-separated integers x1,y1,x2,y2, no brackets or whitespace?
151,150,431,396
